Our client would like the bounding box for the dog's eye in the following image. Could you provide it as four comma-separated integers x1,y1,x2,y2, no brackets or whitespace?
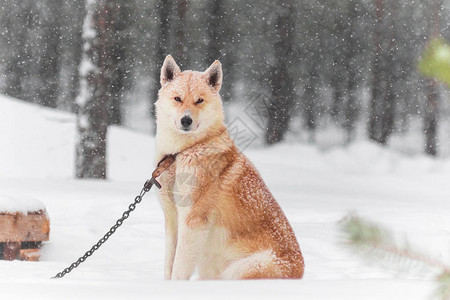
196,98,204,104
174,97,182,103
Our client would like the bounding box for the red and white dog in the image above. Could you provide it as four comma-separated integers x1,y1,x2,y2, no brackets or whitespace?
155,55,304,280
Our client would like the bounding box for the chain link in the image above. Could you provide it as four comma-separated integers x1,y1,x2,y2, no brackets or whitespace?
52,179,156,279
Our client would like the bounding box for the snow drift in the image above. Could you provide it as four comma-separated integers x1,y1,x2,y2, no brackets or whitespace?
1,95,449,299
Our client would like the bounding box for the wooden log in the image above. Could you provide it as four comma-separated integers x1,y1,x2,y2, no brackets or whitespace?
19,249,40,262
3,242,20,260
0,210,49,243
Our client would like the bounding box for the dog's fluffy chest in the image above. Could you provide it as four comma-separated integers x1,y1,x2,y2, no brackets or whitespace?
159,155,205,207
171,165,197,207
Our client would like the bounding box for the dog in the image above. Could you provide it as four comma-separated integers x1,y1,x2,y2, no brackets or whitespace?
155,55,304,280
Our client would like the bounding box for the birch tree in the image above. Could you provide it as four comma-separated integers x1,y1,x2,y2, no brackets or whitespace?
76,0,117,179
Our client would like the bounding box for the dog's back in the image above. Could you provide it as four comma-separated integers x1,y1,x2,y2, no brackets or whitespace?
220,152,304,279
171,132,304,279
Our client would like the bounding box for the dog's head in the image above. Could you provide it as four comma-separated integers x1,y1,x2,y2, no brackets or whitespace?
156,55,224,136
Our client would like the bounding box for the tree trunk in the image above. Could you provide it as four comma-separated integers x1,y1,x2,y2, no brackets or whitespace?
207,0,222,64
206,0,234,103
174,0,189,68
424,79,438,156
330,8,346,124
368,0,384,142
265,0,296,145
379,77,395,145
344,69,358,144
151,0,172,130
75,0,115,179
57,0,84,112
379,49,396,145
109,45,125,126
1,1,33,100
38,1,63,108
330,62,345,122
379,2,397,145
303,64,318,144
108,1,133,126
343,1,360,144
423,0,442,156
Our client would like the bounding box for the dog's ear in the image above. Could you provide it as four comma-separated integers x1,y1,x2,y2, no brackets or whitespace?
203,60,222,92
160,55,181,86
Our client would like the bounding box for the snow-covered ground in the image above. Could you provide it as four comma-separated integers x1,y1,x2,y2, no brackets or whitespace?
1,95,450,299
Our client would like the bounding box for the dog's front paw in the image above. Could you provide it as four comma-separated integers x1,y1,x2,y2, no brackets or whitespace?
171,268,192,280
164,271,172,280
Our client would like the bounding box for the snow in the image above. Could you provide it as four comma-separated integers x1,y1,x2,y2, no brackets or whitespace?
0,193,46,214
0,95,75,179
1,95,449,299
81,0,97,42
78,59,97,80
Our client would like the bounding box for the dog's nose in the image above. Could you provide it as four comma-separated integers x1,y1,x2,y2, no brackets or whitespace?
181,116,193,128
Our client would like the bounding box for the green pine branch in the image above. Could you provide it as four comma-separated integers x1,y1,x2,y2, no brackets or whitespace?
341,214,450,300
437,271,450,300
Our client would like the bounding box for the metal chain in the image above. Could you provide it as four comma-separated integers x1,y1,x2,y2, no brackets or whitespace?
52,179,157,279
